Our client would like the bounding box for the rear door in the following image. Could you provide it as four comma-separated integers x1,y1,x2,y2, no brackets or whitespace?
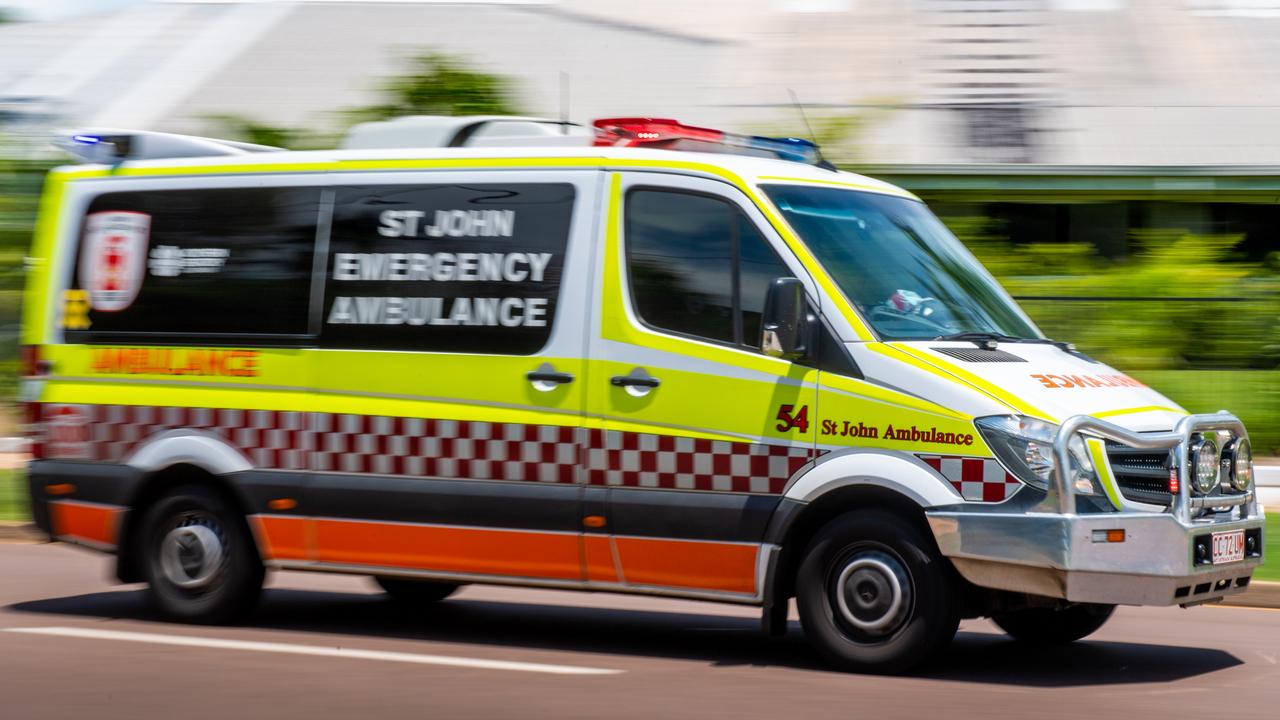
584,172,820,600
303,170,597,583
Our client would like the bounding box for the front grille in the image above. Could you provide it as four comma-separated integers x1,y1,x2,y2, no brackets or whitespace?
1105,442,1173,505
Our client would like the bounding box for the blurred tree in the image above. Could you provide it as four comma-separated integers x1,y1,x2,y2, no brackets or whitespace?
347,52,522,122
206,50,523,149
205,115,300,150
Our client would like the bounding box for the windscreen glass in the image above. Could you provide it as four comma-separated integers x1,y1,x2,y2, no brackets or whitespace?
762,185,1039,340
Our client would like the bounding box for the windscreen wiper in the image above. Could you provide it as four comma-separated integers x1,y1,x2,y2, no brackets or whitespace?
933,331,1022,348
935,332,1083,355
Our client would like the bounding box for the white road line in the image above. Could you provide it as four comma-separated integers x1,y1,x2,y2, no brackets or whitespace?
4,627,622,676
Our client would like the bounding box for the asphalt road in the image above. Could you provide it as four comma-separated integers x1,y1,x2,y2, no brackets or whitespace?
2,543,1279,719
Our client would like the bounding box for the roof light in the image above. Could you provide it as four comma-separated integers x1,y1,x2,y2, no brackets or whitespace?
592,117,821,164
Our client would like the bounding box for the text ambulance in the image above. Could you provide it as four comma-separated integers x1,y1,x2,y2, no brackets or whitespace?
22,117,1265,673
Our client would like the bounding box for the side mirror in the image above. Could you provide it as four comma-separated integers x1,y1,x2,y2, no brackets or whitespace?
761,277,808,360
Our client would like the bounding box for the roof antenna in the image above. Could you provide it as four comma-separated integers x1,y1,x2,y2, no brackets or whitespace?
559,71,570,135
788,88,838,172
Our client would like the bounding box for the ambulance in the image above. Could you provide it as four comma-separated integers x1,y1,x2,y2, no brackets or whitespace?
21,116,1266,673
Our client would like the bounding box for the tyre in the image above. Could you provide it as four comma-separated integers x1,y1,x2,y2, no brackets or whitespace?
139,485,264,623
374,576,460,604
795,510,960,674
991,603,1115,644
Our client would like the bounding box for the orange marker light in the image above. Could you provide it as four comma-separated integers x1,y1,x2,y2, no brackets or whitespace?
45,483,76,496
1091,529,1126,543
582,515,607,529
268,498,298,511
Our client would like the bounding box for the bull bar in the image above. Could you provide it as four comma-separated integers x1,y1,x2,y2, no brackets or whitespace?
926,413,1266,606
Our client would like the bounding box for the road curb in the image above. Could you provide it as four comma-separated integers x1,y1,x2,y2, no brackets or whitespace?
0,522,44,543
1222,580,1280,609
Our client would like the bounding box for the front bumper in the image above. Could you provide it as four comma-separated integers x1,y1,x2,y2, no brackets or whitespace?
927,510,1264,605
927,412,1265,606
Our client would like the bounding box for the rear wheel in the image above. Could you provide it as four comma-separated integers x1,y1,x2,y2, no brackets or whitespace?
795,510,959,674
991,603,1115,644
140,485,264,623
374,576,460,604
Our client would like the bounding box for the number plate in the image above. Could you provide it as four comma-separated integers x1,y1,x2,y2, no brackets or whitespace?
1211,530,1246,565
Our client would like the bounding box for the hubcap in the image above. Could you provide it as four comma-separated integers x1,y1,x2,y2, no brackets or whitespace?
833,550,912,637
159,520,225,590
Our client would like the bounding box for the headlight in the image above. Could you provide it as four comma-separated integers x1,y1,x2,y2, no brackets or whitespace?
974,415,1096,495
1223,437,1253,492
1190,438,1219,495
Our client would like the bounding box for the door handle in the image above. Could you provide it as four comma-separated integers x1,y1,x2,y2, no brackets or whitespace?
610,375,660,388
527,362,574,391
527,370,575,385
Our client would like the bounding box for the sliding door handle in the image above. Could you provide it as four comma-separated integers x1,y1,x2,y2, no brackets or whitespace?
610,375,660,388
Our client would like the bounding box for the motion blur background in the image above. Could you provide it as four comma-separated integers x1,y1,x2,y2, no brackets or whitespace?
2,0,1280,520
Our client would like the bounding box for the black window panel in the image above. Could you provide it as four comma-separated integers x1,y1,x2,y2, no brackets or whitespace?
739,225,793,349
67,187,320,342
626,189,792,349
321,183,574,354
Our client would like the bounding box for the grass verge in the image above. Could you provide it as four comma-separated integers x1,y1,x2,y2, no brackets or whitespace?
0,467,26,522
1255,513,1280,583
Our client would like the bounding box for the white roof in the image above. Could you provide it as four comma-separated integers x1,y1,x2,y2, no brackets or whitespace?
61,144,913,198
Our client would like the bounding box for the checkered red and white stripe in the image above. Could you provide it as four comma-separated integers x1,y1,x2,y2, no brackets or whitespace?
33,403,1015,500
585,429,812,493
33,404,812,493
312,414,579,483
917,454,1022,502
75,405,311,469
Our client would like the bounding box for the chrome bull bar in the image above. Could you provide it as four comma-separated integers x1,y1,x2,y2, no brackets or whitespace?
1046,412,1257,521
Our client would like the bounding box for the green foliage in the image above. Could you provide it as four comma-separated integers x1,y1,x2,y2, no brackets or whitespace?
205,114,307,151
0,468,27,522
346,52,522,123
943,215,1280,372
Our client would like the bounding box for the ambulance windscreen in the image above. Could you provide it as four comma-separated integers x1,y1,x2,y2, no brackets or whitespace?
761,185,1039,341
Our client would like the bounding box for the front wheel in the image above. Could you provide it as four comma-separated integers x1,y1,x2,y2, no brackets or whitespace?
991,603,1115,644
140,485,264,623
795,511,960,674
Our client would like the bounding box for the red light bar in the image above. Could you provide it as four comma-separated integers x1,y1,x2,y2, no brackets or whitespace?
592,117,822,164
593,117,723,147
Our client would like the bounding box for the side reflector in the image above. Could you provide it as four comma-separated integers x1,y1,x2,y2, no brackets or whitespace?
45,483,76,496
1091,529,1126,543
267,498,298,511
582,515,607,529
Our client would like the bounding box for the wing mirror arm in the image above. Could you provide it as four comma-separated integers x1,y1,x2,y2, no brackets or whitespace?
760,277,809,361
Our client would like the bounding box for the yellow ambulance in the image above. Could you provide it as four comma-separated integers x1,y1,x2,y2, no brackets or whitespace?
21,117,1265,673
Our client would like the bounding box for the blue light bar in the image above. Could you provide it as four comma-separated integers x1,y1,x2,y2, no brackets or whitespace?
747,135,820,164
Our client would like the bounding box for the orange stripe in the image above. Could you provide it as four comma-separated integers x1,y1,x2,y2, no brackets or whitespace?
251,515,311,562
310,519,582,581
583,535,618,583
49,501,120,548
613,537,758,594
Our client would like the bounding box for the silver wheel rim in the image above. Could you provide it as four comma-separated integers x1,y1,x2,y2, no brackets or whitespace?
833,550,912,636
159,522,225,590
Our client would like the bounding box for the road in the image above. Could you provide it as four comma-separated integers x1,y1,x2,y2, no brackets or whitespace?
1,543,1278,719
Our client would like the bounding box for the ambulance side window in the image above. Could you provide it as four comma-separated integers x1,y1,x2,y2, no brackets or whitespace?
319,183,575,354
66,187,319,343
625,188,793,350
